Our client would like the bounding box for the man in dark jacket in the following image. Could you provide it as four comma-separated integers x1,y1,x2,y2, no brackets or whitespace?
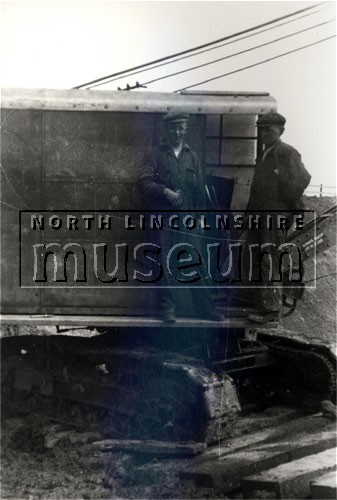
139,111,224,323
245,112,311,323
139,112,205,212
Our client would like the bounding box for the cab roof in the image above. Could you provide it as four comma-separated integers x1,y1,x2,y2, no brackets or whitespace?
1,88,277,115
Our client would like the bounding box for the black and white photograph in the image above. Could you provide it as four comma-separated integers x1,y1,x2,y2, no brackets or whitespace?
1,1,336,499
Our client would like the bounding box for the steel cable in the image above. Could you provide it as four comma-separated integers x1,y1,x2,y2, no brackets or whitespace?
73,2,327,89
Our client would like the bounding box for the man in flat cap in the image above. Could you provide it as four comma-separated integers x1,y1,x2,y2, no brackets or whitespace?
140,111,203,211
139,111,224,323
245,112,311,323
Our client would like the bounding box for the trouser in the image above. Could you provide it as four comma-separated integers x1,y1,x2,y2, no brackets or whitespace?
153,223,214,316
242,215,287,312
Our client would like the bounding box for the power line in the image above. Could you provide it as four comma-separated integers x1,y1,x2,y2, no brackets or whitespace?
73,2,326,89
175,35,335,92
140,19,334,87
86,4,331,89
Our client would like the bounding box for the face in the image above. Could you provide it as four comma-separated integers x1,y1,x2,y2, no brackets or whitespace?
166,120,188,147
260,125,283,146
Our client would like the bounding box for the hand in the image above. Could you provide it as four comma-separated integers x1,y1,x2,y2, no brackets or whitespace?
274,168,279,176
164,188,182,207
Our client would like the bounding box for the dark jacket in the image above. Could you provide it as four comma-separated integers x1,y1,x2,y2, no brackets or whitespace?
247,140,311,212
139,140,207,210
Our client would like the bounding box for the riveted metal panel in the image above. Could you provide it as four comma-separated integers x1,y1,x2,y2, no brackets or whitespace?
42,111,156,183
1,110,42,312
206,115,221,136
221,139,257,165
206,138,220,165
1,109,42,208
1,91,267,315
222,115,257,137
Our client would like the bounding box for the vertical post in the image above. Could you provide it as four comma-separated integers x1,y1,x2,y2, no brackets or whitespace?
319,184,323,197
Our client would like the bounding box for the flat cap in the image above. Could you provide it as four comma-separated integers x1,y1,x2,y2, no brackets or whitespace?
256,112,286,127
163,111,189,123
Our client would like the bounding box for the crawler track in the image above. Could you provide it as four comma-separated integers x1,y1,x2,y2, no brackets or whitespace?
1,336,240,444
258,334,337,404
2,329,336,448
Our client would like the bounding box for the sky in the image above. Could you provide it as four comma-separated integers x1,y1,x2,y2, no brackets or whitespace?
1,0,336,192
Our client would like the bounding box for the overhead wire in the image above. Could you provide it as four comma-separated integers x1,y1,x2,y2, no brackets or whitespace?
86,3,332,89
73,2,327,89
175,35,336,92
139,19,334,87
87,3,328,89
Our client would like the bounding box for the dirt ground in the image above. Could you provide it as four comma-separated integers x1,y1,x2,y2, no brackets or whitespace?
281,196,336,342
1,414,231,500
302,195,336,219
